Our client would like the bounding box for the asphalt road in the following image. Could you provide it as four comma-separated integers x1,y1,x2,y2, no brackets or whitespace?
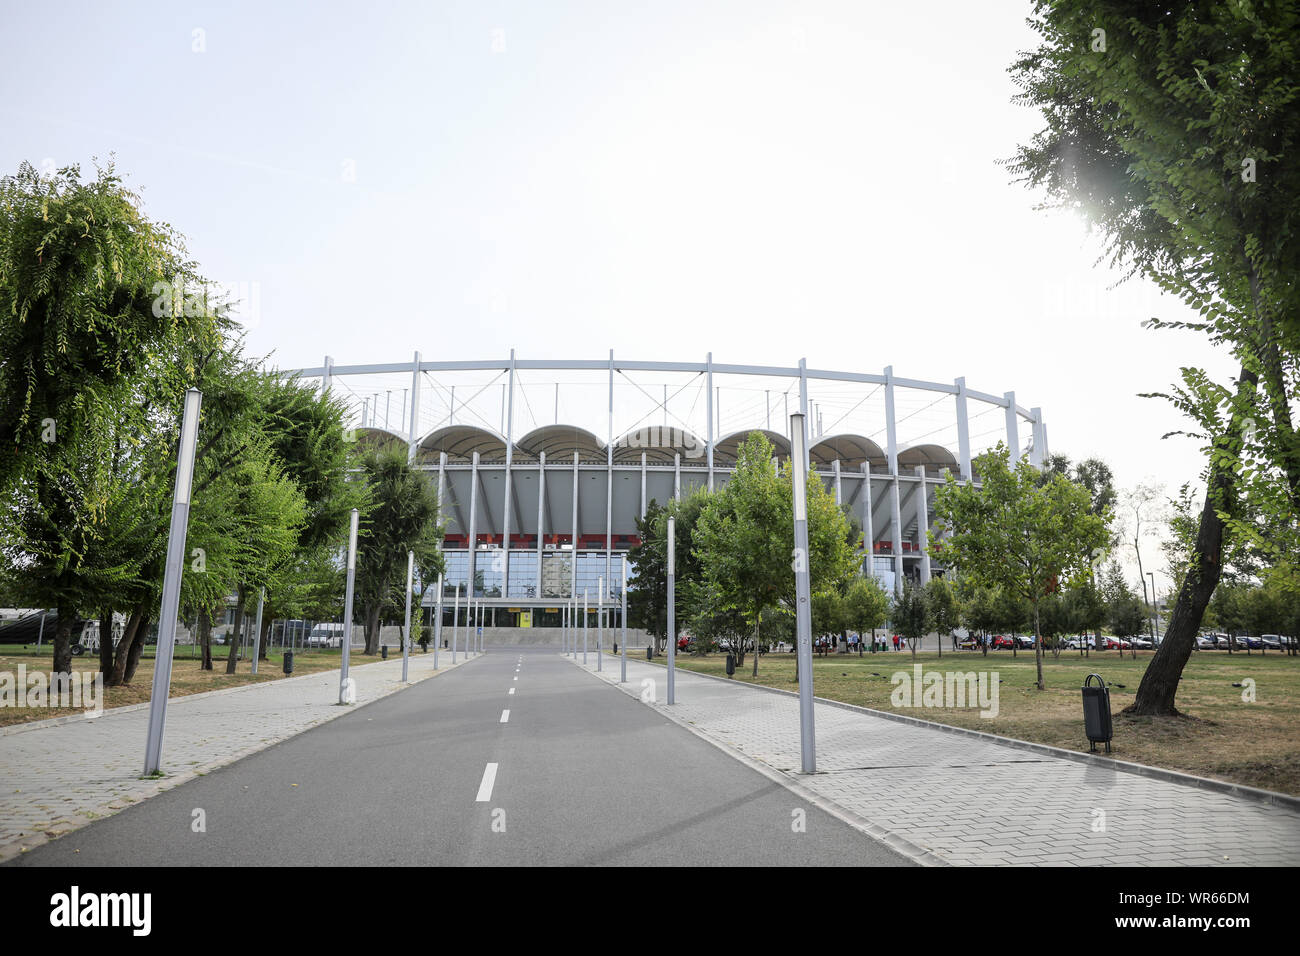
8,648,910,866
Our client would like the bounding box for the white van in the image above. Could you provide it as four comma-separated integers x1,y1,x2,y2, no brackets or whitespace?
307,623,345,648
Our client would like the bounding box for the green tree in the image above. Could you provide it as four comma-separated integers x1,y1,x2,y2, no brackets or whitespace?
1008,0,1300,715
892,581,930,662
353,446,442,655
844,576,890,651
694,432,858,676
932,444,1111,689
924,576,961,657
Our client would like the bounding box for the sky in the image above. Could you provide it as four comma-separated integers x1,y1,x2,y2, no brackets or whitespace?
0,0,1239,592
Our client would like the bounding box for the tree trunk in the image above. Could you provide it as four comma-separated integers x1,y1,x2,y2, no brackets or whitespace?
226,589,245,674
752,614,760,677
122,613,152,684
51,602,79,678
110,603,148,686
98,609,115,684
259,613,272,660
1126,368,1254,716
1033,601,1044,690
199,611,213,670
364,603,382,655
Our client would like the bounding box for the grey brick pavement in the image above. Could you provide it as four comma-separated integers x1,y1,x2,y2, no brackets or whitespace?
0,649,479,862
575,654,1300,866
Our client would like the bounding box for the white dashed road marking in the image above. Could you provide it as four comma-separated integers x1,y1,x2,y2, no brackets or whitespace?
508,687,515,694
500,710,510,723
476,763,499,802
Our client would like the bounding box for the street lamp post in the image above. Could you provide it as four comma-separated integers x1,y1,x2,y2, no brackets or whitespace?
250,588,264,675
339,508,359,705
583,590,588,665
597,576,604,672
402,550,414,683
452,584,461,664
620,554,628,684
433,572,443,668
143,388,203,776
790,412,816,773
667,515,676,705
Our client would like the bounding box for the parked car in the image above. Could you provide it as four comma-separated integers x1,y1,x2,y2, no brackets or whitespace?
991,635,1016,650
1238,635,1263,649
1014,635,1035,649
958,635,981,650
1102,636,1131,650
1261,634,1283,650
308,623,345,647
1195,634,1218,650
1129,637,1153,650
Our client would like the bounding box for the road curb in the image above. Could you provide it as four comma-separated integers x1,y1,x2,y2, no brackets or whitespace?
567,656,948,867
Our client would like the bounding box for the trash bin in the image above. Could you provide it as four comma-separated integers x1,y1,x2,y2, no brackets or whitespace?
613,642,618,654
646,645,653,660
283,651,294,675
381,645,388,660
725,653,736,676
1082,673,1112,753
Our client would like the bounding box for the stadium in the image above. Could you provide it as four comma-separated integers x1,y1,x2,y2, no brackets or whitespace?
286,353,1050,630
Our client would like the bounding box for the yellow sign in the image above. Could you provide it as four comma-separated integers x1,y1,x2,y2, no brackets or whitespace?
520,611,532,628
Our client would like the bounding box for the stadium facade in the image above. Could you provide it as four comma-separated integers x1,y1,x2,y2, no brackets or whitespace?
287,353,1049,629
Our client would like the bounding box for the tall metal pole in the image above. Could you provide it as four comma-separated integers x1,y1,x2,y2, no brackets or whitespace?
597,576,604,672
790,412,816,773
433,572,443,668
667,515,676,705
452,584,461,663
620,554,628,683
143,388,203,776
339,508,359,705
1147,571,1159,646
402,550,414,683
583,589,588,665
250,588,264,675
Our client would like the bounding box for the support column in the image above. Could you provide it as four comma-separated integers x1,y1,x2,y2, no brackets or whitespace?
535,452,546,599
467,451,480,598
955,376,972,481
885,365,903,593
673,452,681,500
570,451,580,600
706,351,715,491
832,459,842,507
501,351,516,598
861,463,874,575
890,475,904,595
1004,391,1020,460
408,350,421,462
322,355,334,397
640,452,647,519
606,349,614,601
1030,407,1045,467
915,467,932,585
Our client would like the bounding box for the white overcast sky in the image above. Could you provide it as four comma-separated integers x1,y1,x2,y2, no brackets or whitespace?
1,0,1238,589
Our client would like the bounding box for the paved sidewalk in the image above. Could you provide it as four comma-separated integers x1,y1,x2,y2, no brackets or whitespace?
574,654,1300,866
0,649,480,861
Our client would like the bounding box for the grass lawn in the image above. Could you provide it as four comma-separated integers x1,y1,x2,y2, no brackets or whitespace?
616,646,1300,796
0,644,418,728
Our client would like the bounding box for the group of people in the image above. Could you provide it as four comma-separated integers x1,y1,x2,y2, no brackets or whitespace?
808,633,909,655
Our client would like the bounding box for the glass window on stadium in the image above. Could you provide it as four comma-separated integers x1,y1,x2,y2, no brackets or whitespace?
442,551,469,597
507,550,538,598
